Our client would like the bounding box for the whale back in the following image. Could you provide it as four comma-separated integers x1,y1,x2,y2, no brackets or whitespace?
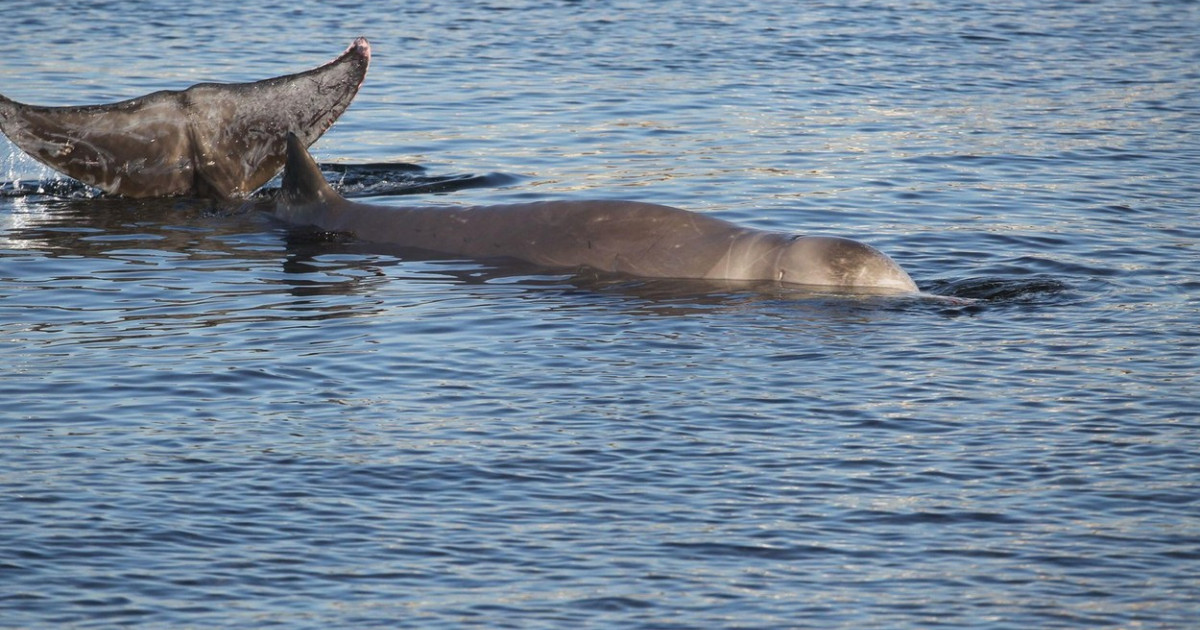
0,38,370,199
276,133,917,292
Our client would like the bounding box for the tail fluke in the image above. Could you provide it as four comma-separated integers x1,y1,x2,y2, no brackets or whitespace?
0,38,370,199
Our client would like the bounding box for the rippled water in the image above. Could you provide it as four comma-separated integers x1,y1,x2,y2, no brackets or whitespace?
2,0,1198,627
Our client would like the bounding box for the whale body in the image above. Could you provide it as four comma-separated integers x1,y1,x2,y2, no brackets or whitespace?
0,38,370,199
275,134,918,292
1,40,918,292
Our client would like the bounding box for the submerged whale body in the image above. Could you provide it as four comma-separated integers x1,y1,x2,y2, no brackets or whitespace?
276,134,918,292
0,38,371,199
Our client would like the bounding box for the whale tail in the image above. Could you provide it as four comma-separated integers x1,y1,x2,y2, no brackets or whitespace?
0,38,370,199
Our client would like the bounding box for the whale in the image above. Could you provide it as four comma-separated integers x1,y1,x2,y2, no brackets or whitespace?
0,38,370,200
275,133,919,292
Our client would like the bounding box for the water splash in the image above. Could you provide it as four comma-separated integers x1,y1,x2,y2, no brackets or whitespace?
3,140,103,199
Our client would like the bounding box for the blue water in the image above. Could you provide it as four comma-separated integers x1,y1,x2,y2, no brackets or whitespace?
2,0,1199,627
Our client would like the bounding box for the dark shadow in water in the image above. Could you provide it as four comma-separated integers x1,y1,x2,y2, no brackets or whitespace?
931,276,1072,302
313,163,519,198
2,162,516,201
920,276,1077,317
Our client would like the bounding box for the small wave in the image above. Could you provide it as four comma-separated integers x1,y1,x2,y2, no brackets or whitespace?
920,276,1076,317
2,163,517,201
571,596,655,612
934,276,1071,301
318,162,519,198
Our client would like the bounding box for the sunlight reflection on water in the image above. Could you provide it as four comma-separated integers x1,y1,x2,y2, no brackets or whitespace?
2,0,1199,627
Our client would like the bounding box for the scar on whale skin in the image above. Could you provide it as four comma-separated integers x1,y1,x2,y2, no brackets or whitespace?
0,38,371,200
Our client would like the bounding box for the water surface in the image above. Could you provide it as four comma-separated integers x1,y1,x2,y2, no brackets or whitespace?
2,0,1198,627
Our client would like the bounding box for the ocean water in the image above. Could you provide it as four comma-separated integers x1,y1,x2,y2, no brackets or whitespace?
2,0,1198,627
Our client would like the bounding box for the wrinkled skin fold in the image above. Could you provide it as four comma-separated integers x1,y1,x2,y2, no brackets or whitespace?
0,38,370,199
